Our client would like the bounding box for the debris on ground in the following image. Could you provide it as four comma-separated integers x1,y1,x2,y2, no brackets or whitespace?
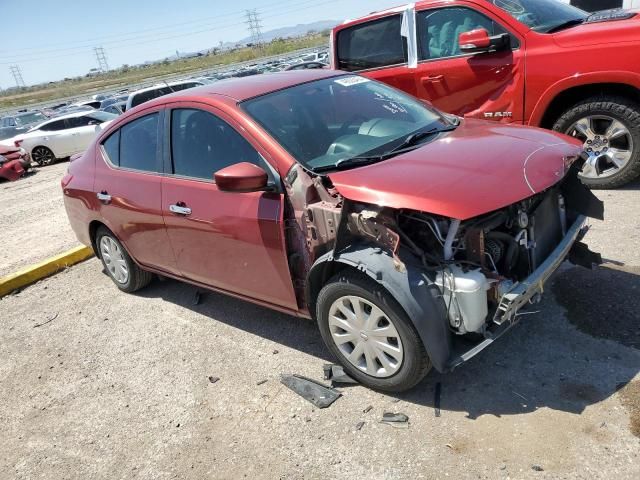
208,376,220,384
272,349,279,355
280,374,341,408
618,380,640,438
531,465,544,472
33,312,58,328
256,379,268,385
363,405,373,414
380,412,409,428
355,421,365,431
434,382,441,417
323,364,357,386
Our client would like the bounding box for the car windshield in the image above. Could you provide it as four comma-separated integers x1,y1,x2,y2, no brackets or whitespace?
242,76,453,172
15,112,47,126
492,0,588,33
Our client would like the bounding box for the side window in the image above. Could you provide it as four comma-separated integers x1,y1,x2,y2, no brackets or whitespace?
102,130,120,166
170,108,263,181
337,15,407,72
66,116,93,128
40,120,67,132
119,113,159,172
417,7,510,60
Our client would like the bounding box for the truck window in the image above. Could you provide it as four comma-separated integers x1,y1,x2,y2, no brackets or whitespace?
336,15,407,72
417,7,510,60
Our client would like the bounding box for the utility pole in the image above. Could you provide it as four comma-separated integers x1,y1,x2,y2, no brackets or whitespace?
94,46,109,72
9,65,25,88
244,9,264,48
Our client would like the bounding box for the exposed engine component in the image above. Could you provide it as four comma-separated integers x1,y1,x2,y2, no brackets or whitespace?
435,266,490,334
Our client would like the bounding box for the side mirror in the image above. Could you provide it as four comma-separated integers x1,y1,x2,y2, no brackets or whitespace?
459,29,510,54
214,162,269,193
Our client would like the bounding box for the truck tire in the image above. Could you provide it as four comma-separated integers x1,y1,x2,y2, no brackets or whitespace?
553,96,640,189
316,271,431,392
95,226,153,293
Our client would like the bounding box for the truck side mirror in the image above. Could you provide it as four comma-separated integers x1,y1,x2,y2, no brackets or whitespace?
459,29,511,54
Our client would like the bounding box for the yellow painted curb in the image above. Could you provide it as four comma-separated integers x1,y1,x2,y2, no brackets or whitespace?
0,246,94,298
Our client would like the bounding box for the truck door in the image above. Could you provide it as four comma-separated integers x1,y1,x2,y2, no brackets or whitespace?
412,5,525,124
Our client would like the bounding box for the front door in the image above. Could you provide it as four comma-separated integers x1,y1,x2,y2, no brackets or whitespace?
160,104,298,310
413,5,525,123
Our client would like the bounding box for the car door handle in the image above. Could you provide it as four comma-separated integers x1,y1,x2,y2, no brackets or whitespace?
169,204,192,216
97,191,111,203
422,75,444,83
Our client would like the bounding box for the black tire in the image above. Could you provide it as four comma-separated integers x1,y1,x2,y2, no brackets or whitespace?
552,95,640,189
316,271,431,392
31,146,56,166
95,226,153,293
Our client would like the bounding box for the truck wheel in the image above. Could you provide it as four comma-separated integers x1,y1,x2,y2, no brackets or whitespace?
316,271,431,392
553,96,640,188
95,226,153,293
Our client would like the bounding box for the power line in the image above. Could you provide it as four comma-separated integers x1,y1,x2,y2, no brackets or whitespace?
9,65,25,88
94,47,109,72
245,9,264,48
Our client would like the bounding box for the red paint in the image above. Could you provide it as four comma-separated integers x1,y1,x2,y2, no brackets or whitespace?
62,71,582,316
214,162,268,192
329,119,582,220
332,0,640,128
0,145,28,181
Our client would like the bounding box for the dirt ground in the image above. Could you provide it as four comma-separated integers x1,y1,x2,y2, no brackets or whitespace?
0,174,638,479
0,162,77,277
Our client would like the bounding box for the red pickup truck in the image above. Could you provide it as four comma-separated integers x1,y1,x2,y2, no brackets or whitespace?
332,0,640,188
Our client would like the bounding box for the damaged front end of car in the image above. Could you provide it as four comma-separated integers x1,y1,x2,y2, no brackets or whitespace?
284,161,604,373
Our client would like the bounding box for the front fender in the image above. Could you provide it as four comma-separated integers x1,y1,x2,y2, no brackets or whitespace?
529,71,640,126
308,245,452,372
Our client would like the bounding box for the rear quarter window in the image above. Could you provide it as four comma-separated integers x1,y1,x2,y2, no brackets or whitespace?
337,15,407,72
102,130,120,165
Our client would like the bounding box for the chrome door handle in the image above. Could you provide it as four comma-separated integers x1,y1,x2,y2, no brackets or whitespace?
97,192,111,203
169,204,192,216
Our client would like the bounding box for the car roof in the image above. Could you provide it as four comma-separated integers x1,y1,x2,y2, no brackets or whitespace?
128,79,204,96
142,69,344,107
32,110,97,129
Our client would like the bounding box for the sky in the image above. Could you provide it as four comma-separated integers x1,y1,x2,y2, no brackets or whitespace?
0,0,398,88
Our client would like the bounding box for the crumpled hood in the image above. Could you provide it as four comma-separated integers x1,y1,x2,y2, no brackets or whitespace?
553,10,640,48
328,119,582,220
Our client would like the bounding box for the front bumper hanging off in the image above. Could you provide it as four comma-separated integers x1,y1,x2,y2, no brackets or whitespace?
447,215,593,370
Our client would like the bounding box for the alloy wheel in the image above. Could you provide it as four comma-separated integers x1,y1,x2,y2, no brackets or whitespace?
100,236,129,284
328,295,403,378
31,147,55,166
565,115,634,179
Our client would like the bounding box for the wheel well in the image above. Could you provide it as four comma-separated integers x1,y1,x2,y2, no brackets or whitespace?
306,261,361,318
88,220,109,258
540,83,640,129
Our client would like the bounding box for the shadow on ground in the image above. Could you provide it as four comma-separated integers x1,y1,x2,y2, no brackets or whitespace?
135,262,640,421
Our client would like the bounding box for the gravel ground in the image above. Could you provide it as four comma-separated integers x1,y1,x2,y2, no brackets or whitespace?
0,162,77,277
0,178,638,479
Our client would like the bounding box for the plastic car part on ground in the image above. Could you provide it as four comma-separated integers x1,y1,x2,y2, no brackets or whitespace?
280,374,342,408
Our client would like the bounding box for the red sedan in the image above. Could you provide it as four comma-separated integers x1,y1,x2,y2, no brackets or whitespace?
0,145,30,182
62,70,602,391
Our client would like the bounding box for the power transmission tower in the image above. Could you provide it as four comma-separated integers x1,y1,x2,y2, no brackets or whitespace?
94,46,109,72
9,65,25,88
244,9,264,48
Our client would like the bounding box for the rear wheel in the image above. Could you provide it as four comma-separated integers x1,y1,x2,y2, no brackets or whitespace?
553,96,640,188
316,271,431,392
31,146,56,166
95,227,153,293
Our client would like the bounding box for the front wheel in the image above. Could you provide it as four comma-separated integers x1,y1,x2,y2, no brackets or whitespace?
553,96,640,188
316,272,431,392
31,146,56,166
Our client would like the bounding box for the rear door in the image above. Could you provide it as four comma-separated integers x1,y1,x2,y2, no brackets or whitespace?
94,108,179,275
66,115,100,153
413,4,525,123
335,13,417,95
160,103,298,310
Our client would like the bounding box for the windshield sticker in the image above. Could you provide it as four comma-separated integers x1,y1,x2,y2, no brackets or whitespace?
372,91,408,115
493,0,525,14
334,76,370,87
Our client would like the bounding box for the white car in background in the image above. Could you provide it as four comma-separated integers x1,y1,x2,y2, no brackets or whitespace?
15,111,117,166
125,80,204,111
